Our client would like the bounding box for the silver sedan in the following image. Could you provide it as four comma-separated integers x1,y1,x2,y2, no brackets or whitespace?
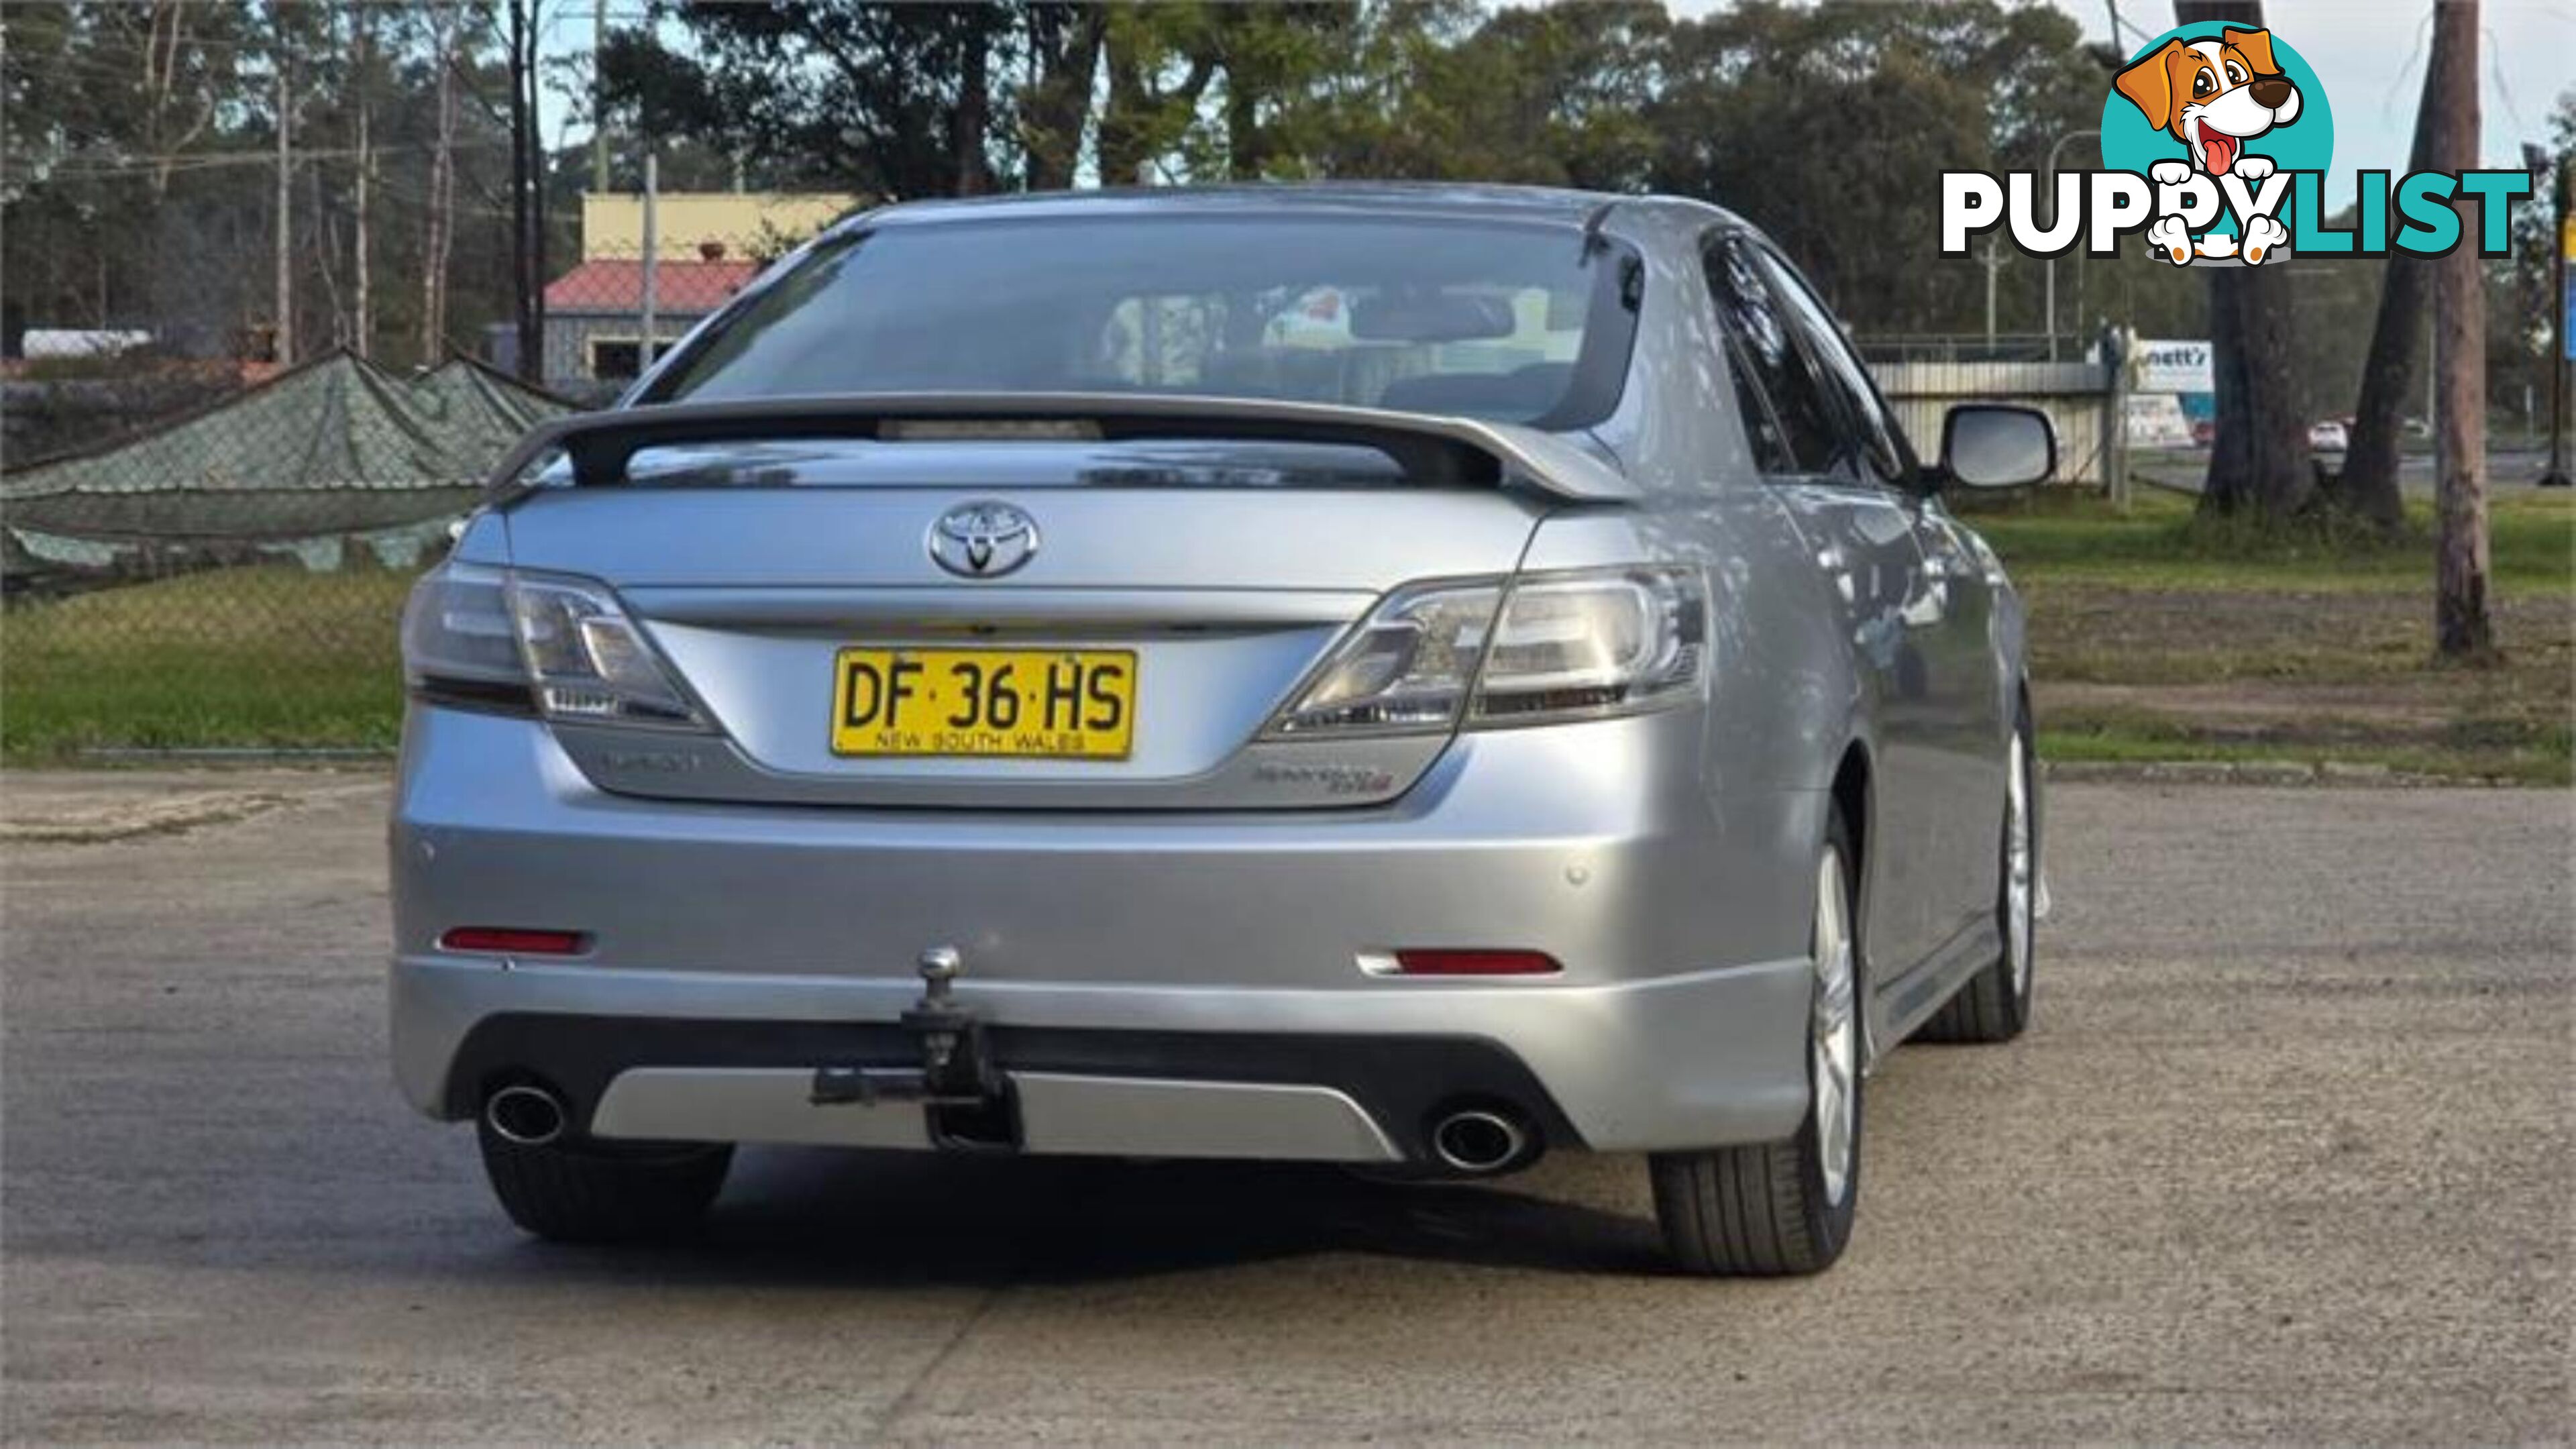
391,184,2048,1275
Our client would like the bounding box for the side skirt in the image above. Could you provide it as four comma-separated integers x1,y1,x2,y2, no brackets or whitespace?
1868,912,2004,1056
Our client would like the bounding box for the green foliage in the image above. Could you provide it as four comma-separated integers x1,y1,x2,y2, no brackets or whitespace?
10,1,2566,394
3,0,535,370
1646,0,2105,333
600,3,1014,197
590,0,2119,333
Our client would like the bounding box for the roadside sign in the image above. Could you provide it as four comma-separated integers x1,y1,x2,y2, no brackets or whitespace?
2125,392,2194,447
2135,338,2214,393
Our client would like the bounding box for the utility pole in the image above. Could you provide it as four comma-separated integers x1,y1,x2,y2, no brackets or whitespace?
272,40,293,368
2426,0,2494,660
2044,129,2099,362
640,152,658,374
592,0,609,193
2534,141,2571,489
1982,235,2004,351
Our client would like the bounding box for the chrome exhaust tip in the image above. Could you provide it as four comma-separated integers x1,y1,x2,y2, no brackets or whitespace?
1430,1108,1531,1174
484,1083,568,1146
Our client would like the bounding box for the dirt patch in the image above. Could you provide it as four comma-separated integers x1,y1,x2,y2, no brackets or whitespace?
2024,585,2573,686
0,769,382,843
2023,583,2572,777
0,790,295,843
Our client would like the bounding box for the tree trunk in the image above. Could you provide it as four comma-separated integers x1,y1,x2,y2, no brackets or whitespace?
527,7,547,382
2202,276,2253,499
312,164,343,349
1220,8,1265,182
1225,71,1262,180
508,0,541,384
952,21,990,195
2177,0,2307,520
352,7,371,359
1021,7,1102,192
272,50,292,368
2337,36,2442,532
1100,23,1150,186
2426,0,2494,661
420,3,457,364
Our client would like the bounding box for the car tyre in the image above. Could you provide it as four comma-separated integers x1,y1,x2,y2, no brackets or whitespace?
1649,809,1862,1277
1917,711,2037,1044
478,1122,733,1243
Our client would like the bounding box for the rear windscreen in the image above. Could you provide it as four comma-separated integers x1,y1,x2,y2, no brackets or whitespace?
643,213,1642,429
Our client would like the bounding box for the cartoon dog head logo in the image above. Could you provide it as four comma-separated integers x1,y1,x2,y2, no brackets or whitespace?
2114,28,2303,179
2100,23,2332,267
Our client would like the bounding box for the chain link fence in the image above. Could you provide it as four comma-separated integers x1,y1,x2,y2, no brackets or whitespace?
0,217,804,760
2,352,561,758
6,216,2123,760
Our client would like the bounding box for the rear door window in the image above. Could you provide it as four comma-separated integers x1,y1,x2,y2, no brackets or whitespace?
1753,247,1915,486
1702,239,1842,476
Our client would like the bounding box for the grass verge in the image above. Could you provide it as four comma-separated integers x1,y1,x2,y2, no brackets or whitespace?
3,568,411,761
1966,487,2575,594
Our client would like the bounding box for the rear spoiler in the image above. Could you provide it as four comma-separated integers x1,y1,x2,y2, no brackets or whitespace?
481,392,1638,504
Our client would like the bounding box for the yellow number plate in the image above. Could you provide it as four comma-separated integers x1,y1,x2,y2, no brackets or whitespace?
830,648,1137,759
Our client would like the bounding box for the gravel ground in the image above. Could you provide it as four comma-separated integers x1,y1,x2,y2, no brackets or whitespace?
2,773,2568,1444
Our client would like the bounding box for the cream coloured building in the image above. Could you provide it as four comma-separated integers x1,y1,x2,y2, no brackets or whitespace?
529,191,862,395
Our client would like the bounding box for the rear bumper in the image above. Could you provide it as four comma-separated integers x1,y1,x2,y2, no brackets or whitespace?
390,706,1826,1155
393,956,1814,1156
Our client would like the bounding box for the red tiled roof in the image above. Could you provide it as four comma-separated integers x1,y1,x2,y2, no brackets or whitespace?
543,259,759,315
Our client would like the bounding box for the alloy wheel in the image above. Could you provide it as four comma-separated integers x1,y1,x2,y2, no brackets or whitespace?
2006,731,2034,1002
1811,847,1858,1208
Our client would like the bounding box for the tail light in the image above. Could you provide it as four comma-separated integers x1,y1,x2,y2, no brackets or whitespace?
401,562,707,729
1267,566,1707,737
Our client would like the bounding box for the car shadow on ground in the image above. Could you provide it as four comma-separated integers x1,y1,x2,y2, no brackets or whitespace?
503,1146,1674,1286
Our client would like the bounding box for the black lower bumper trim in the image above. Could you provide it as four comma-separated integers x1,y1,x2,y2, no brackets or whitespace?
442,1013,1585,1162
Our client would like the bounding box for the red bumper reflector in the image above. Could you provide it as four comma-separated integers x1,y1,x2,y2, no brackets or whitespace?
439,927,588,956
1392,949,1562,977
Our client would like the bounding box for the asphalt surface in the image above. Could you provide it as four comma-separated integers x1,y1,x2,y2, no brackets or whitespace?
2131,444,2566,496
3,773,2568,1444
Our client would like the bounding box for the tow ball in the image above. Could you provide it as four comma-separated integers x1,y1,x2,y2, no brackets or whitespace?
808,946,1017,1148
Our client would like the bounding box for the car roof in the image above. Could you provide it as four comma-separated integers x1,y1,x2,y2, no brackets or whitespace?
843,182,1744,244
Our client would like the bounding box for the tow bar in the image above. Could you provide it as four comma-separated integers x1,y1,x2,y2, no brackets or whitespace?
809,945,1017,1148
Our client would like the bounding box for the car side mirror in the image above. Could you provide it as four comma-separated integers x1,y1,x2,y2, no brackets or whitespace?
1936,405,2056,492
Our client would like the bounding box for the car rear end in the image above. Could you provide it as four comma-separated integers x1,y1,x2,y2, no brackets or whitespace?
389,195,1819,1195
